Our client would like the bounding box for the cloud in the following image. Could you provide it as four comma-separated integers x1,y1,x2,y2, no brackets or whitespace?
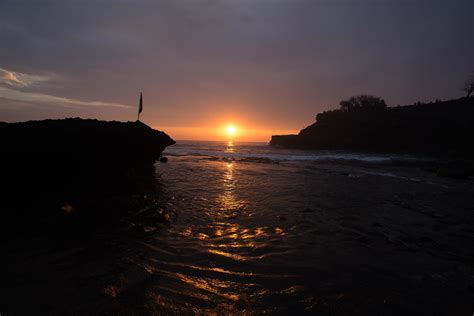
0,86,130,109
0,68,49,87
0,68,23,86
0,67,130,109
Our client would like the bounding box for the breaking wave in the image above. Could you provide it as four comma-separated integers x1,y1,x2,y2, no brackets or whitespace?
164,141,428,164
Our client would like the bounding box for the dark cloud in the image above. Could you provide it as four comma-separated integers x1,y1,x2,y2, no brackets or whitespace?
1,0,473,138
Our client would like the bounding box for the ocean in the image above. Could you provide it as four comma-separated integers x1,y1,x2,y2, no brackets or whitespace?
115,140,471,314
5,141,473,314
164,140,423,163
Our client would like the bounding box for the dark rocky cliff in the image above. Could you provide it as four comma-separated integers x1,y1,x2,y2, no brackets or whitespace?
271,97,474,158
0,118,175,164
0,118,176,242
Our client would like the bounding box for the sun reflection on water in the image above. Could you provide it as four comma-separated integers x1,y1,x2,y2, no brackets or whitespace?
151,154,295,312
225,141,234,153
215,161,245,216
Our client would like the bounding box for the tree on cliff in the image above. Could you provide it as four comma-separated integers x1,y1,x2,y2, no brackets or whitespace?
463,72,474,98
339,95,387,112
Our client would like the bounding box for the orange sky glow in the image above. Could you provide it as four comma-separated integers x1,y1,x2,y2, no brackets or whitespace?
147,111,301,142
144,102,305,142
154,124,298,142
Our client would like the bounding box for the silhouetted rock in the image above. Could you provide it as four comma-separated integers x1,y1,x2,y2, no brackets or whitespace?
271,97,474,158
0,118,175,245
0,118,175,165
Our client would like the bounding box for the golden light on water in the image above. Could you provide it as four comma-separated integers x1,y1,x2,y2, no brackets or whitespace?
225,141,234,153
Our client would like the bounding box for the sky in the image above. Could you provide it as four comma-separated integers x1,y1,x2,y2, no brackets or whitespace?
0,0,473,141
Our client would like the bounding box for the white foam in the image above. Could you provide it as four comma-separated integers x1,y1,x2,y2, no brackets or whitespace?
164,141,425,164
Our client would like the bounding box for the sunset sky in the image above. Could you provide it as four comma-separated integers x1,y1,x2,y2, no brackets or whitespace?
1,0,473,141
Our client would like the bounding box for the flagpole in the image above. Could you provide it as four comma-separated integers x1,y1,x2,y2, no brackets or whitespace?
137,92,143,121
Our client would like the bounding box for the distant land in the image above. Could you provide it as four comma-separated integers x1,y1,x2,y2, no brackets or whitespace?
271,96,474,158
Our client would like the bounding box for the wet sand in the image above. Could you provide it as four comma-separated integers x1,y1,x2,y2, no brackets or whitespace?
2,157,474,315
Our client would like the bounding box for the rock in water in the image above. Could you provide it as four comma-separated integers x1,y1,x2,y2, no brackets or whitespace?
0,118,175,165
0,118,176,239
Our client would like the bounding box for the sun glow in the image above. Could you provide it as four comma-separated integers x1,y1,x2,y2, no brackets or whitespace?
155,123,297,142
226,125,236,137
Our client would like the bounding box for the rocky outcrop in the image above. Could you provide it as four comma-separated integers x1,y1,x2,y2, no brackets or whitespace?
270,97,474,158
0,118,175,242
0,118,175,164
270,135,300,148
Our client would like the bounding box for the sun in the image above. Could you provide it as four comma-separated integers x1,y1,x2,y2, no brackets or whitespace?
226,125,236,137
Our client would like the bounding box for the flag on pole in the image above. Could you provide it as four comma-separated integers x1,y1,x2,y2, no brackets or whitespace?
138,92,143,121
139,92,143,114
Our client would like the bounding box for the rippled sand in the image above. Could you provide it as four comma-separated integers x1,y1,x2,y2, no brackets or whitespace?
3,154,474,315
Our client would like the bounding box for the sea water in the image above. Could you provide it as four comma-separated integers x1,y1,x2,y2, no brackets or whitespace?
107,140,468,314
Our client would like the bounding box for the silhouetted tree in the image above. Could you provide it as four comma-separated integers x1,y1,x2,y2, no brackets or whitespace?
339,95,387,112
464,72,474,98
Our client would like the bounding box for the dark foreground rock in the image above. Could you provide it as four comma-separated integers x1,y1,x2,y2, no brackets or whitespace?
0,118,175,164
0,119,177,315
0,118,175,245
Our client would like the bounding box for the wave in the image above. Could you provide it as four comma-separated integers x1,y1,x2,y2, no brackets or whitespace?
164,145,428,164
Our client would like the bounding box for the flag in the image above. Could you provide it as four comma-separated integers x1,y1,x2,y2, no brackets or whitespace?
139,92,143,114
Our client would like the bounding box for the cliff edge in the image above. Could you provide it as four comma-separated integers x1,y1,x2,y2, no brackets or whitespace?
0,118,175,164
271,97,474,158
0,118,176,241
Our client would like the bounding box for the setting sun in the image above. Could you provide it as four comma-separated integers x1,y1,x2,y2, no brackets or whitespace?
226,125,236,137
